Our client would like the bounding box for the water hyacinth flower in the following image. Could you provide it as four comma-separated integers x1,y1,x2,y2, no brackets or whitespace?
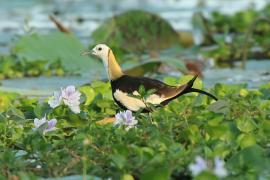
189,156,208,176
189,156,228,178
114,110,138,131
33,115,57,135
213,157,228,178
48,91,62,108
48,85,81,114
61,85,81,113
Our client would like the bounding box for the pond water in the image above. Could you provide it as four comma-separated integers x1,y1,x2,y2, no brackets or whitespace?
0,0,270,96
1,60,269,97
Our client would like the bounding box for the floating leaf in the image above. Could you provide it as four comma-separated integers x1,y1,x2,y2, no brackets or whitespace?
227,145,269,175
79,86,95,105
111,154,126,169
236,118,256,133
12,32,103,76
237,134,256,148
208,100,230,114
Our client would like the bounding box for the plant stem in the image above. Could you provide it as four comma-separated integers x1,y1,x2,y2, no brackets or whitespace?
83,144,87,180
4,118,7,148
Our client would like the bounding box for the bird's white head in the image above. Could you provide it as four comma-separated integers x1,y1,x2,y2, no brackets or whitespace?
82,44,111,73
81,44,123,80
91,44,110,61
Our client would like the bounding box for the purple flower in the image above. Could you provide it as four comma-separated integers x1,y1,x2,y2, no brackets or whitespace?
33,115,57,135
214,157,227,178
189,156,228,178
189,156,208,176
114,110,138,131
61,86,81,114
48,91,62,108
34,116,47,128
48,85,81,114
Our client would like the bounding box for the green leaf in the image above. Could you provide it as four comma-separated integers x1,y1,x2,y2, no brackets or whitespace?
140,168,170,180
179,75,202,89
138,85,146,96
34,103,51,118
6,107,25,120
44,175,101,180
111,154,126,169
163,76,179,86
208,100,230,114
227,145,269,175
236,118,256,133
194,171,218,180
12,33,103,76
206,124,231,141
237,134,256,148
79,86,95,105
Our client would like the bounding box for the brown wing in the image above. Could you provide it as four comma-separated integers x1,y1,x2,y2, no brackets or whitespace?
111,75,188,100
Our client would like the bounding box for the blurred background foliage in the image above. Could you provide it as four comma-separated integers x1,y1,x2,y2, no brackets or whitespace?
0,0,269,94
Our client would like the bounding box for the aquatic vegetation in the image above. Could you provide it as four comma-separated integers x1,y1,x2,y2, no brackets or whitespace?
0,78,269,179
11,32,103,75
0,3,270,180
92,10,180,56
193,6,270,67
0,56,69,79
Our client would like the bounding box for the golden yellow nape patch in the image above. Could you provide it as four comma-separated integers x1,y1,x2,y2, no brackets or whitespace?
108,50,123,80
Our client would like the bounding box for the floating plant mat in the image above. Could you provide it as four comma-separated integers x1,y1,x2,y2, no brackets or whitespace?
0,60,269,97
203,60,270,88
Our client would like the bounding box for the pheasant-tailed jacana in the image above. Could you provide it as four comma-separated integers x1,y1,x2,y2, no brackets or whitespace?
82,44,217,112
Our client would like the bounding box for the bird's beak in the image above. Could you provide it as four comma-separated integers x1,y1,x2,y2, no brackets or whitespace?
81,49,96,56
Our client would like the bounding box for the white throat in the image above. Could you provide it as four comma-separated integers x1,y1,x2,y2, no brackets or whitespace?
101,56,110,79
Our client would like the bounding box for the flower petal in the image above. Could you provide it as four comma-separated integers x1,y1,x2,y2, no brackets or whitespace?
214,157,227,177
125,110,132,119
69,105,80,114
189,156,208,176
61,85,81,113
48,91,62,108
47,119,57,129
34,117,46,128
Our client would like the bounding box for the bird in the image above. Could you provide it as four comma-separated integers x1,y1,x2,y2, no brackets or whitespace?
82,44,217,112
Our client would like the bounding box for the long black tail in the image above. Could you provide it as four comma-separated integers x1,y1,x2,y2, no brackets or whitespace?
188,88,218,101
184,75,218,101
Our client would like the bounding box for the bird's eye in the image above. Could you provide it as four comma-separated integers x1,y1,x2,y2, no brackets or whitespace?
98,47,102,51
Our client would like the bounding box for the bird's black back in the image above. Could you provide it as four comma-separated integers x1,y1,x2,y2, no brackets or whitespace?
111,75,178,96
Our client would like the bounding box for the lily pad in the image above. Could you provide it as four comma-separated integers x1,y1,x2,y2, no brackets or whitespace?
92,10,180,56
11,32,103,75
